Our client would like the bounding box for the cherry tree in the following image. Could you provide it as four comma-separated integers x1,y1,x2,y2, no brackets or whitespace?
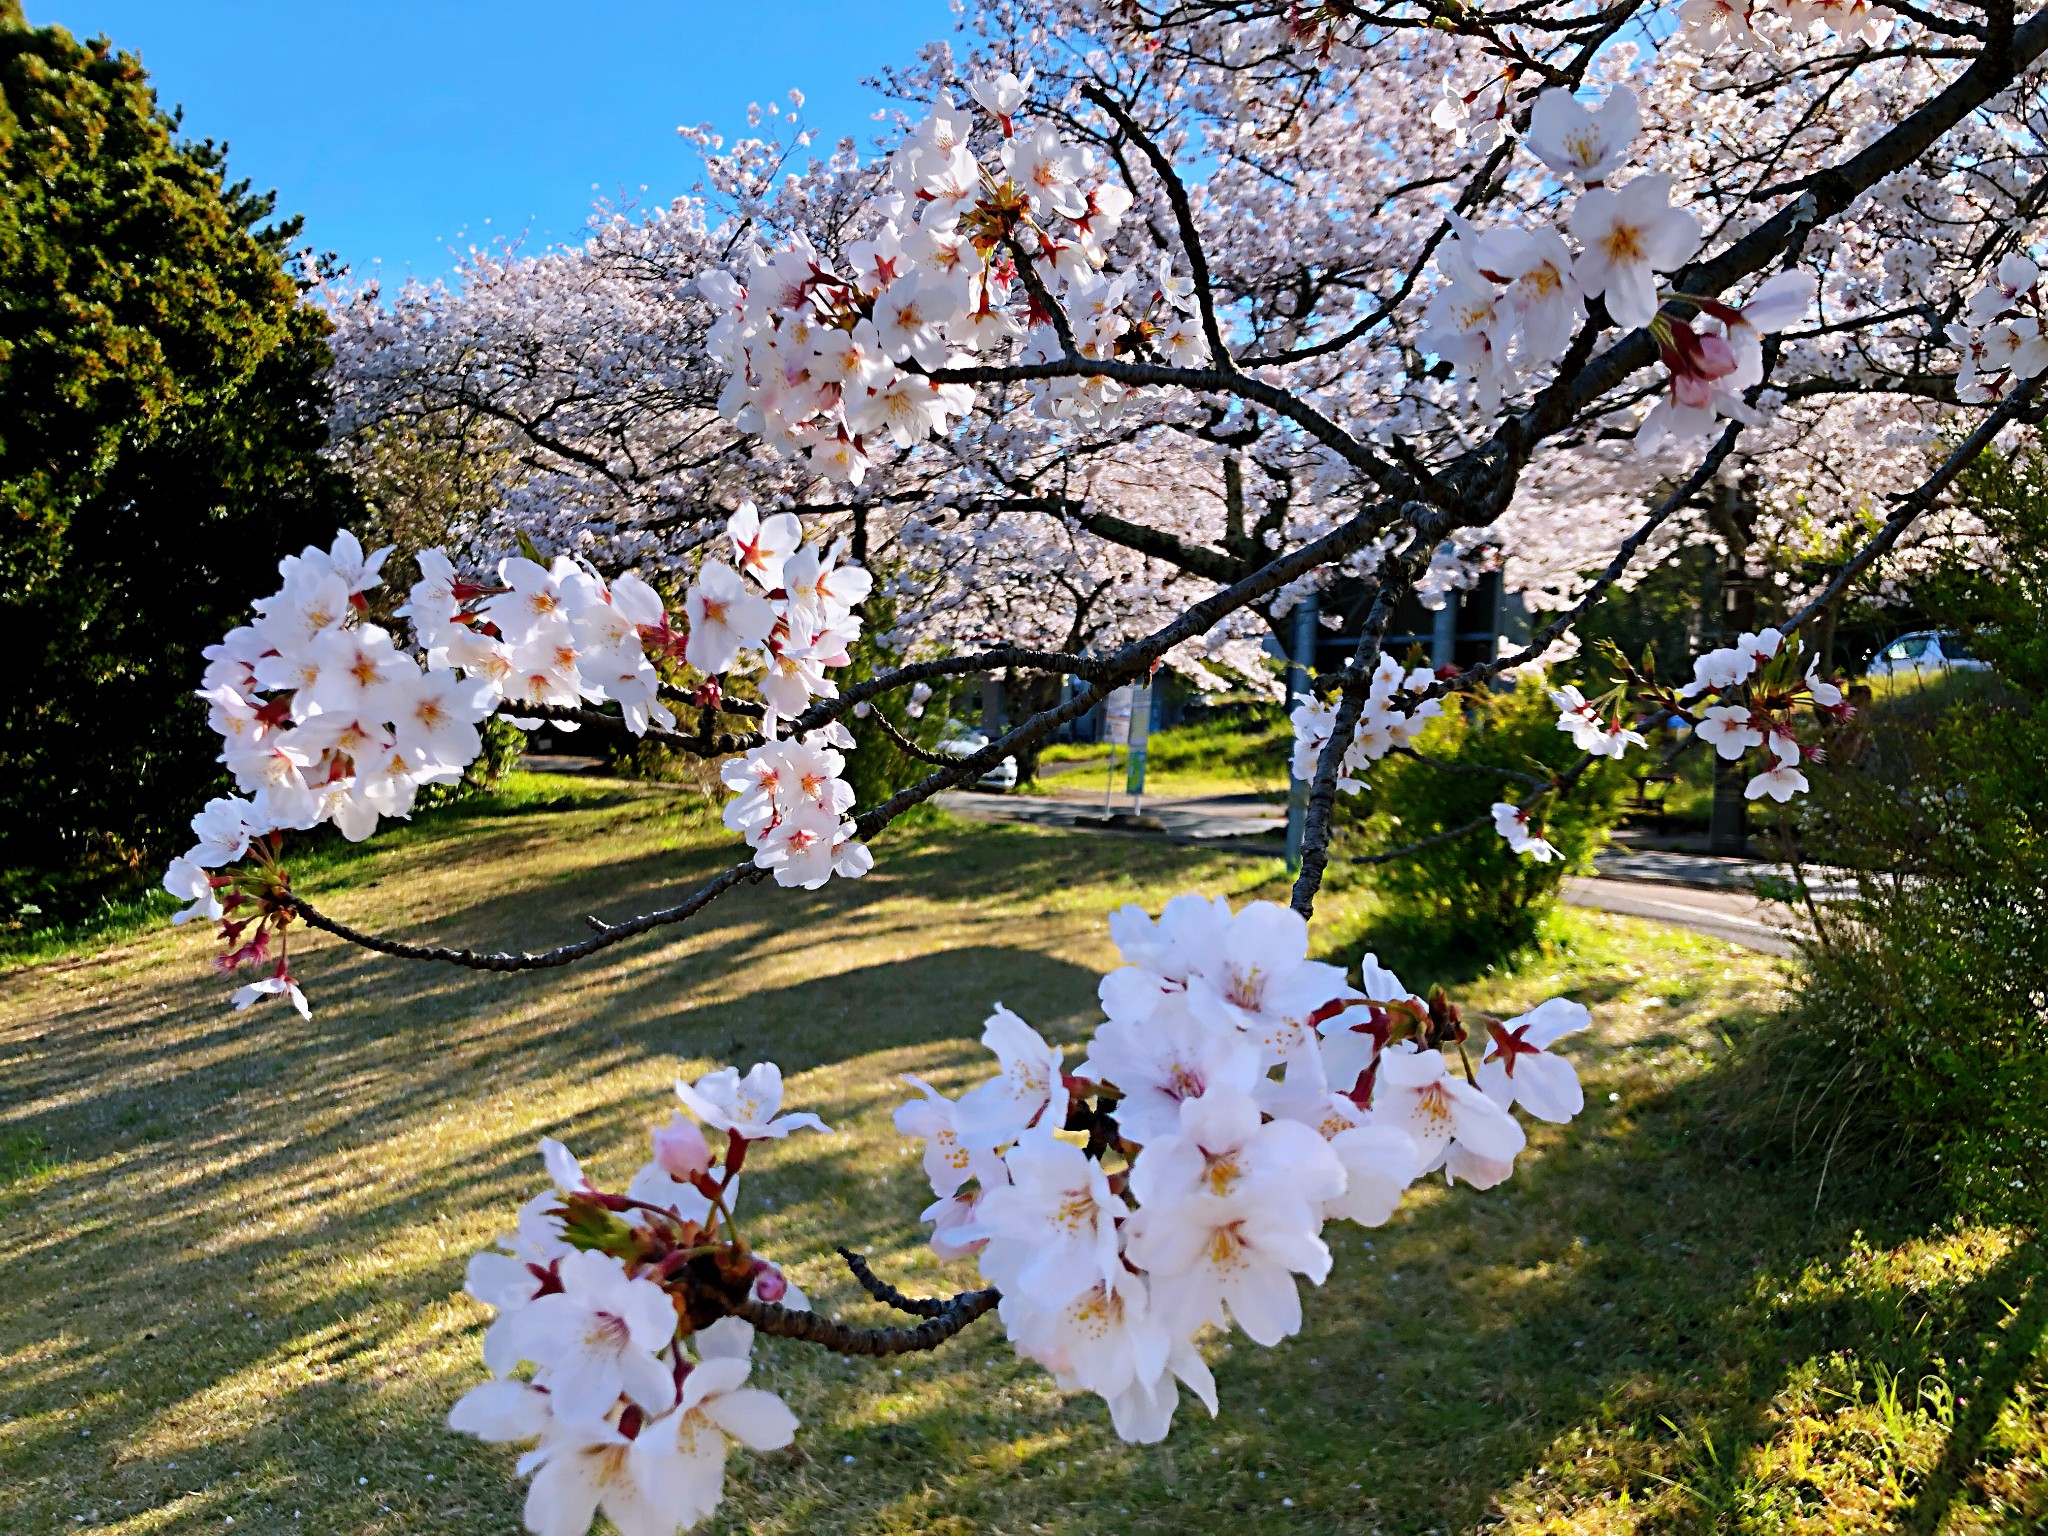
155,0,2048,1527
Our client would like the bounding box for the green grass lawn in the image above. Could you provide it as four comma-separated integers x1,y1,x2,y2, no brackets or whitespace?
4,774,2044,1534
1038,713,1291,800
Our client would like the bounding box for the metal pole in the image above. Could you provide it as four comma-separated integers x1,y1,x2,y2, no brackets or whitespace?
1285,594,1319,872
1431,597,1458,671
1127,683,1154,816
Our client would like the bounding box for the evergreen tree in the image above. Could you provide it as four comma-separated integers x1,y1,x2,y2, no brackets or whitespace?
0,2,358,919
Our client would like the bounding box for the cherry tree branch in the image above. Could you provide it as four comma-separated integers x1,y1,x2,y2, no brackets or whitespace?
726,1288,1000,1356
283,859,765,972
861,708,957,766
1781,378,2039,635
1417,414,1751,705
1562,10,2048,423
280,499,1408,973
835,1246,961,1317
1291,504,1449,916
1080,83,1235,372
920,355,1421,500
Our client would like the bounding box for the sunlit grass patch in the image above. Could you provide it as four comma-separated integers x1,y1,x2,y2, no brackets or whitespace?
2,775,2042,1533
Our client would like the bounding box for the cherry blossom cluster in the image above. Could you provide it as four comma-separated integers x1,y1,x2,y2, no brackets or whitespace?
1286,655,1446,794
720,726,873,889
1490,627,1848,859
162,506,877,1016
1489,630,1847,859
451,1064,820,1536
1677,0,1892,54
408,549,680,737
1949,252,2048,405
1422,86,1814,449
160,532,690,1012
1491,800,1565,863
703,73,1193,485
688,502,873,725
1679,628,1849,803
893,894,1591,1442
1479,680,1650,862
1550,683,1648,762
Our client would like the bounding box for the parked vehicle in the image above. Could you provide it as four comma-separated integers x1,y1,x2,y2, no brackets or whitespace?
933,728,1019,791
1867,630,1989,677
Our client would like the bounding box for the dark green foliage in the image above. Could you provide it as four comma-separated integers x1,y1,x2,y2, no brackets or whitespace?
1790,447,2048,1223
1351,675,1629,967
1570,539,1723,682
1794,710,2048,1222
0,5,358,921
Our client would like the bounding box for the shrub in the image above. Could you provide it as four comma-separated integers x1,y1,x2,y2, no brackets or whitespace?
1348,675,1628,966
1792,705,2048,1221
1786,449,2048,1222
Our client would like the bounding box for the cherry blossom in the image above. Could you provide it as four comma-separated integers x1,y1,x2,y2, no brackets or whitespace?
952,1004,1066,1141
1125,1186,1333,1347
894,1075,1011,1197
1477,998,1592,1123
684,562,775,674
1526,85,1641,186
675,1063,831,1140
1571,174,1703,330
229,973,310,1019
650,1111,714,1182
1746,762,1812,801
491,1248,680,1423
977,1129,1129,1306
1372,1044,1528,1174
1079,994,1263,1143
162,857,221,926
1492,802,1562,862
1128,1087,1344,1213
719,734,869,889
1696,704,1765,759
1001,1270,1213,1443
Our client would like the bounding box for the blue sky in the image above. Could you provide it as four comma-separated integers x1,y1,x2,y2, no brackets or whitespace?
30,2,959,281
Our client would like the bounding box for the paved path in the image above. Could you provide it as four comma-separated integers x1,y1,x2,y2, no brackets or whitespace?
1563,877,1799,956
933,789,1286,848
939,787,1810,954
1590,846,1854,898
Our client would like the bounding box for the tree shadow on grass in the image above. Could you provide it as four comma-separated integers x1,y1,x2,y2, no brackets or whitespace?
747,996,2044,1535
18,804,2037,1533
0,931,1109,1533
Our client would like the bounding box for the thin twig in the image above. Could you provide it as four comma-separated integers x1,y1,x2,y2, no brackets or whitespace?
836,1247,957,1318
1081,83,1235,375
1291,506,1448,916
282,860,764,972
861,710,957,766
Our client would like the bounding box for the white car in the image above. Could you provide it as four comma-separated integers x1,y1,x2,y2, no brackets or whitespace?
933,729,1019,792
1867,630,1988,677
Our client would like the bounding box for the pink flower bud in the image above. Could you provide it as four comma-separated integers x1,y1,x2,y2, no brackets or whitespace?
750,1259,789,1303
1662,319,1739,382
1694,331,1738,379
651,1111,712,1181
